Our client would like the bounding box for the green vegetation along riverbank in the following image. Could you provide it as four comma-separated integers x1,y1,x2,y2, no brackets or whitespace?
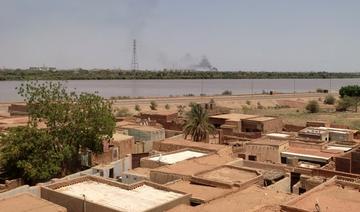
1,69,360,81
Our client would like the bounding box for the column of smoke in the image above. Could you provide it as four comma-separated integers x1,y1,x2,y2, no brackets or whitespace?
190,56,218,71
159,53,217,71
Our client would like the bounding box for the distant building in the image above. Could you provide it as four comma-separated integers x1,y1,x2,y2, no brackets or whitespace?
29,66,56,71
8,103,28,116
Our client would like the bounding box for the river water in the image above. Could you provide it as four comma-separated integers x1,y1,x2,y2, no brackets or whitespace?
0,78,359,102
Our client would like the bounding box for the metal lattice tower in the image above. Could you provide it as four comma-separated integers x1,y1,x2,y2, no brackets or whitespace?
131,39,139,71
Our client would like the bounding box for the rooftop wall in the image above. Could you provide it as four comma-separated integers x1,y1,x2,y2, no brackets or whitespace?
43,175,190,212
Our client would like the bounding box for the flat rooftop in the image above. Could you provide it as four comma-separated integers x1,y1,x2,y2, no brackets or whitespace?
266,133,291,138
0,193,66,212
122,124,163,132
112,133,133,141
155,137,227,152
149,150,207,164
189,185,294,212
248,138,289,146
166,180,235,203
196,166,258,185
318,126,357,133
283,177,360,212
125,167,151,177
153,148,234,176
244,116,277,122
56,180,184,212
210,113,258,121
281,147,342,162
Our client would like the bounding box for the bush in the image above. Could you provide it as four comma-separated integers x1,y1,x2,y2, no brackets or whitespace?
150,101,158,110
306,100,320,113
246,100,251,105
257,102,264,109
115,107,132,117
222,90,232,95
165,104,170,110
177,105,186,116
336,96,354,111
324,95,336,105
134,104,141,112
241,105,251,113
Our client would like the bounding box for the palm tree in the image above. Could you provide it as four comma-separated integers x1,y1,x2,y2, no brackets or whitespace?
183,104,215,142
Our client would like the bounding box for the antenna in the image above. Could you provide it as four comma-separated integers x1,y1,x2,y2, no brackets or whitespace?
131,39,139,71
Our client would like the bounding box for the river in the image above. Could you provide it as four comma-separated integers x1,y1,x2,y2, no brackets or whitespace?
0,78,359,102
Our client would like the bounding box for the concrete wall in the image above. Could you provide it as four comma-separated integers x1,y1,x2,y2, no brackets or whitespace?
329,131,353,142
289,140,324,150
150,171,188,185
43,176,190,212
262,118,283,133
41,187,119,212
284,124,306,132
140,113,178,123
126,128,165,143
113,137,134,159
121,173,148,184
93,156,132,179
165,130,183,138
245,143,289,163
241,118,283,133
132,141,145,154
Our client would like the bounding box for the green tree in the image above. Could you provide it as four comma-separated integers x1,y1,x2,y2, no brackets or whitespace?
339,85,360,112
0,81,115,184
305,100,320,113
134,104,141,112
183,104,215,142
336,96,356,111
150,100,158,110
0,127,63,184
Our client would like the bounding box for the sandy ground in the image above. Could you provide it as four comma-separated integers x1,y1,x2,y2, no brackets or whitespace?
0,92,328,115
110,92,330,114
4,92,356,129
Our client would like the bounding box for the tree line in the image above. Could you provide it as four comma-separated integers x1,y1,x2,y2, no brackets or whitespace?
1,69,360,80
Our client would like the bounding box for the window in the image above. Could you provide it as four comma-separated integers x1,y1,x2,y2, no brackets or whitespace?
248,155,257,161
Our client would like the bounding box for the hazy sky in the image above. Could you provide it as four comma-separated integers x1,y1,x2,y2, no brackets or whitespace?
0,0,359,71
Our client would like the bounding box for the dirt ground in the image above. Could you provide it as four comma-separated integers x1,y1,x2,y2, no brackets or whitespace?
3,92,359,129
